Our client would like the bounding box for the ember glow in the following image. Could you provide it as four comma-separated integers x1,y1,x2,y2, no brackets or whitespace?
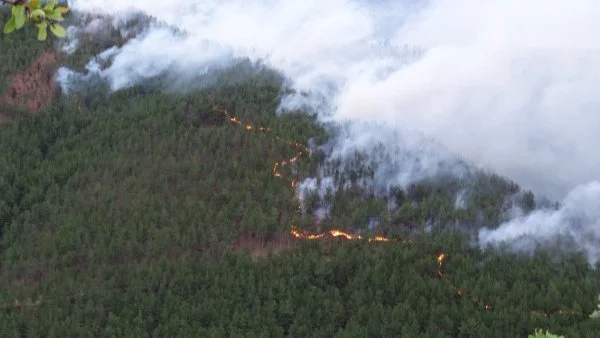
290,226,394,242
2,99,586,316
209,99,586,319
437,253,446,269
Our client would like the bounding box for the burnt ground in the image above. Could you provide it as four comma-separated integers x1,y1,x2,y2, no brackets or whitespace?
1,50,59,123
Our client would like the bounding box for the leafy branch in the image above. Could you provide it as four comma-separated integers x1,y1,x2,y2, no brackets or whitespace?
528,329,564,338
590,294,600,319
2,0,68,40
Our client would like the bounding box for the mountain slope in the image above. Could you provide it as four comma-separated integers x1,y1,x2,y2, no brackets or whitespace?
0,15,599,337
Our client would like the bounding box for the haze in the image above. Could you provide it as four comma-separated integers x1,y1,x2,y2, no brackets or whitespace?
65,0,600,262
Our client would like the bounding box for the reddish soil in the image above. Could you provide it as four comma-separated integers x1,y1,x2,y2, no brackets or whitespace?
2,51,59,112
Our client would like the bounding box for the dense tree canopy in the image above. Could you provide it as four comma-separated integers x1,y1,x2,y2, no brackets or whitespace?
0,9,598,338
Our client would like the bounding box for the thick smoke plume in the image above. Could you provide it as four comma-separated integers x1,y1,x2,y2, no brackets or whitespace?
64,0,600,262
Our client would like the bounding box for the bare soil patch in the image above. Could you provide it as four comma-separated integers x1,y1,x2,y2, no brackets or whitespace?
2,51,59,112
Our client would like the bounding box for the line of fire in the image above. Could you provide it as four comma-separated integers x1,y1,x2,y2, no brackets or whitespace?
210,97,586,320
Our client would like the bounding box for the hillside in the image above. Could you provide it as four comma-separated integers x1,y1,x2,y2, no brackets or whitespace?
0,11,599,338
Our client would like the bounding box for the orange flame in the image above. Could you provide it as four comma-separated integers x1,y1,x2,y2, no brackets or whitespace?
290,226,325,240
208,96,586,320
437,253,446,268
289,226,393,242
0,98,586,314
371,236,391,242
330,229,359,240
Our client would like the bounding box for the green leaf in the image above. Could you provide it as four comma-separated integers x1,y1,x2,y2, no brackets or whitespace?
44,0,57,11
47,10,64,22
37,25,47,41
49,23,66,38
3,17,16,34
56,6,69,14
14,5,25,29
49,15,64,22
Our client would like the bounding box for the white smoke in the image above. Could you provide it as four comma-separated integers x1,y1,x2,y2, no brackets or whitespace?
298,121,470,198
454,189,468,209
64,0,600,260
480,182,600,264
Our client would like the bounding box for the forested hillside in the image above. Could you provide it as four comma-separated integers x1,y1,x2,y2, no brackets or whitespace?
0,10,599,337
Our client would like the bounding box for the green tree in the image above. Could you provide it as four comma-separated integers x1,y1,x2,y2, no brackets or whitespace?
590,294,600,319
2,0,68,40
523,190,536,213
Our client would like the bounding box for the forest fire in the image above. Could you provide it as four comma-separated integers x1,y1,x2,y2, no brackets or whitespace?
436,253,494,310
290,226,325,240
371,236,392,242
212,98,397,243
437,253,446,269
1,97,587,318
209,97,586,320
289,226,392,242
436,253,446,277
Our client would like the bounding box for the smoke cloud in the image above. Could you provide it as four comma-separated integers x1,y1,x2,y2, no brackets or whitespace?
64,0,600,261
479,182,600,264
